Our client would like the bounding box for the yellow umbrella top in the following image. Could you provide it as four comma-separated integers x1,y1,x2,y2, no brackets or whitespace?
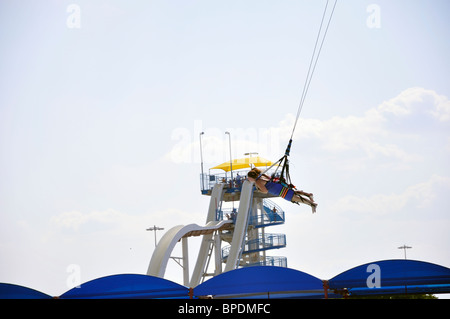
210,156,273,172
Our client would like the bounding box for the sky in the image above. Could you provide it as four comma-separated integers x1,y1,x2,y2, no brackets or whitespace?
0,0,449,297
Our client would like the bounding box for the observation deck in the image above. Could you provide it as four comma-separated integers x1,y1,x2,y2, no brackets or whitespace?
200,155,280,201
200,169,281,202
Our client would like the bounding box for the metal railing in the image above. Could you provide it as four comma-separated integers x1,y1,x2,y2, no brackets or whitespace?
244,256,288,268
249,199,285,227
220,208,237,222
222,233,286,260
200,168,279,193
218,200,284,227
200,171,248,193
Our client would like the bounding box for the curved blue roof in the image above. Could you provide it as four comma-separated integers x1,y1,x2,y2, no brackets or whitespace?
4,259,450,298
60,274,189,299
328,259,450,296
194,266,325,298
0,283,52,299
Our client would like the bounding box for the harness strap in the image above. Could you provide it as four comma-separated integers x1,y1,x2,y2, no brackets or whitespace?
279,186,290,199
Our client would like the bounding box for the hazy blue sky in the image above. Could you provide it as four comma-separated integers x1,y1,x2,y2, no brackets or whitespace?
1,0,449,296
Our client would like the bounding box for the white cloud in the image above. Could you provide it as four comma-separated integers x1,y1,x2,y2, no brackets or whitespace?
164,87,449,172
331,174,450,215
50,208,196,233
50,209,127,231
284,87,448,169
378,87,450,122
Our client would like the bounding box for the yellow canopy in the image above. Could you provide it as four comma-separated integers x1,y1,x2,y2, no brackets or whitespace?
210,156,274,172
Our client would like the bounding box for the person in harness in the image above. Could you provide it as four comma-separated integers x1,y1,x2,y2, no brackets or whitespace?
247,168,317,213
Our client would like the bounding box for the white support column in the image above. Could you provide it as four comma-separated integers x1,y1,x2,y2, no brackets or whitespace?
190,183,224,287
261,227,266,263
253,198,263,265
224,180,253,272
182,237,189,287
214,232,222,276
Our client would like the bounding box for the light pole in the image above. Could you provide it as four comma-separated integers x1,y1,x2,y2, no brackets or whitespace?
225,132,233,183
398,244,412,259
147,225,164,248
199,132,205,191
244,152,258,168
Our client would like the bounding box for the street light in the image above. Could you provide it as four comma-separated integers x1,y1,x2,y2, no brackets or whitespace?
398,244,412,259
199,132,205,191
147,225,164,248
225,132,233,183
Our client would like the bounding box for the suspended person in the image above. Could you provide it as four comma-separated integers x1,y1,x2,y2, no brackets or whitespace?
247,168,317,213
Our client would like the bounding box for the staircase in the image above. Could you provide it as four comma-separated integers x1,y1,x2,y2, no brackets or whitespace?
220,198,287,268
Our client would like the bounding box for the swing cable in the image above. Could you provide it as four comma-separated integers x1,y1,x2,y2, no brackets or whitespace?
289,0,338,142
258,0,338,184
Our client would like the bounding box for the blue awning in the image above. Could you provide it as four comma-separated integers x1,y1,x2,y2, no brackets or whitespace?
347,284,450,296
328,259,450,296
0,283,53,299
194,266,325,298
59,274,189,299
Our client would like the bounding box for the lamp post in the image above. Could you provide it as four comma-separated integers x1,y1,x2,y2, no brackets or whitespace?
147,225,164,248
225,132,233,183
398,244,412,259
199,132,205,191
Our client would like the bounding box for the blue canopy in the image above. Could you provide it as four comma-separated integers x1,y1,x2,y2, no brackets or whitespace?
194,266,325,298
0,283,52,299
328,259,450,296
4,259,450,298
59,274,189,299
